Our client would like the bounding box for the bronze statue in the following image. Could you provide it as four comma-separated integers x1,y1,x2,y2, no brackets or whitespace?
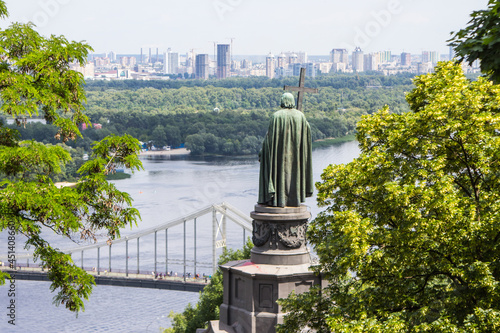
258,92,313,207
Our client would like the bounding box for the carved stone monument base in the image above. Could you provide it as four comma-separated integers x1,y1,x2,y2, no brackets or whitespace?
251,204,311,265
205,205,325,333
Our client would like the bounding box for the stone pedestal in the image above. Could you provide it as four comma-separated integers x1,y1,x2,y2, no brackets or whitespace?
251,205,311,266
206,205,325,333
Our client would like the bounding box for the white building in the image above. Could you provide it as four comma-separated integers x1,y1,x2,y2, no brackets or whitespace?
352,47,364,72
266,53,275,79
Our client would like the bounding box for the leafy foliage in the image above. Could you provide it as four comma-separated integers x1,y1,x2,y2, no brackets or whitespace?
0,21,91,142
0,2,142,312
83,73,414,91
164,239,253,333
278,62,500,332
82,77,412,152
7,78,412,155
449,0,500,83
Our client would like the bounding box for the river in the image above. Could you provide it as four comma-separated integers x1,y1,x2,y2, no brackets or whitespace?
0,140,360,333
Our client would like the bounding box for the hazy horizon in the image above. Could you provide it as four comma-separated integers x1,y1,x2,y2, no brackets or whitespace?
0,0,490,56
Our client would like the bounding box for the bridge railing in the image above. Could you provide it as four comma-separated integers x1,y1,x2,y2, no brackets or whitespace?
0,202,252,279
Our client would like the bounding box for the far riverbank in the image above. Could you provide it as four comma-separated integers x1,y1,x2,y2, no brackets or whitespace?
139,135,356,158
139,148,190,156
312,134,357,149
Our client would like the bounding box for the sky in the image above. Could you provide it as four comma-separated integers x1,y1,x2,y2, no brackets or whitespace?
0,0,491,56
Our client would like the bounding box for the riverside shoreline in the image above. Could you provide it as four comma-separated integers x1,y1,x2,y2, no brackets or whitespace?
139,148,190,156
139,135,356,157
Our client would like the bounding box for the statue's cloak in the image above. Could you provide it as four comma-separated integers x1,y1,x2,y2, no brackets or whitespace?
258,108,313,207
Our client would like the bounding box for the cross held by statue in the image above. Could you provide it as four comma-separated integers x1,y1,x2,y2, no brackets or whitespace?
283,67,319,111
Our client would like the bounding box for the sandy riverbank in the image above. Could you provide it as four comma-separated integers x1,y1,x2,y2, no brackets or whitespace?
139,148,190,156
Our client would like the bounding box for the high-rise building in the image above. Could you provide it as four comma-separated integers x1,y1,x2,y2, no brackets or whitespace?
129,56,136,67
163,52,168,74
364,53,380,71
266,53,275,79
232,60,241,71
422,51,439,65
401,52,411,66
195,54,209,80
277,53,286,68
167,49,179,74
430,51,439,64
422,51,429,63
298,51,308,63
94,57,111,67
281,51,307,64
292,63,303,76
275,53,287,78
217,44,230,79
352,47,364,72
330,49,349,72
306,63,316,78
330,49,349,64
186,51,195,74
289,53,299,64
108,51,116,62
379,50,391,63
120,56,128,67
241,59,249,69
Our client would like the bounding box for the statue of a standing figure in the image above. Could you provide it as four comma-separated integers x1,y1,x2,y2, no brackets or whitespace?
258,92,313,207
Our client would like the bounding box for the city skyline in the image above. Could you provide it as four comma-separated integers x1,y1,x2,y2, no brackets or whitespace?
0,0,489,56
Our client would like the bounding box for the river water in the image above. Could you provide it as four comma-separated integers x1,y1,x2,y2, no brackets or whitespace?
0,141,360,333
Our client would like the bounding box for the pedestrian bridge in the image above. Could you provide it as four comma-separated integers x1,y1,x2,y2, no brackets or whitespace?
0,202,252,291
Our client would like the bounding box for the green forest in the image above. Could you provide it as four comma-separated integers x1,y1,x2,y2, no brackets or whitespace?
3,74,415,156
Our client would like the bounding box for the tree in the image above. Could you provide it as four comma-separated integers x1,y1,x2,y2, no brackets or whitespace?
165,239,253,333
240,135,261,155
185,134,205,155
278,62,500,332
152,125,167,147
201,133,219,154
165,125,182,147
0,3,142,312
449,0,500,83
